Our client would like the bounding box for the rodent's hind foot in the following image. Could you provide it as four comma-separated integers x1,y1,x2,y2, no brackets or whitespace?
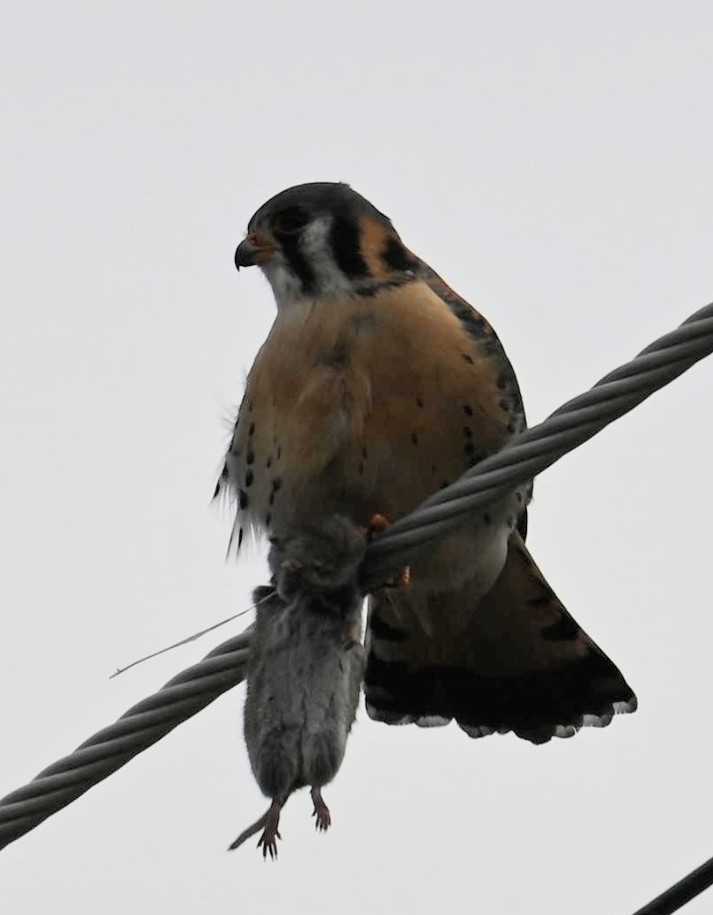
258,801,283,860
310,786,331,832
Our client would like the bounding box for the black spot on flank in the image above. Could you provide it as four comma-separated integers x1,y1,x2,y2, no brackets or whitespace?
268,477,282,507
238,527,244,548
277,445,282,459
246,451,255,465
382,237,419,273
507,421,517,434
499,398,510,412
411,433,419,445
463,426,473,438
362,445,368,459
239,490,248,510
416,397,424,408
516,492,523,504
463,405,474,416
265,513,271,527
248,422,255,437
496,374,507,391
464,442,475,457
266,455,272,469
330,216,369,278
541,615,581,642
462,353,474,365
245,470,254,487
483,513,492,524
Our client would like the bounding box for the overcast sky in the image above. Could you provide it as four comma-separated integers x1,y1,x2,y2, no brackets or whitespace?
2,2,713,913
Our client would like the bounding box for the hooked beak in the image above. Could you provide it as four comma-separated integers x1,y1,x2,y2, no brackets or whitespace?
234,233,276,271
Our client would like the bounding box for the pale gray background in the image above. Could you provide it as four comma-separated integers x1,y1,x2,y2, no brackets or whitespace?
2,2,713,913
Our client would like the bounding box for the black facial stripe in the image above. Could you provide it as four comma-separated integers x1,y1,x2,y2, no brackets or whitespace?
279,233,317,294
330,215,369,278
382,237,418,272
272,205,309,234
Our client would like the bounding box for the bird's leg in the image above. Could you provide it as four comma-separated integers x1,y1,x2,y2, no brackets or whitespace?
361,513,411,588
361,512,391,539
257,799,283,860
310,787,331,832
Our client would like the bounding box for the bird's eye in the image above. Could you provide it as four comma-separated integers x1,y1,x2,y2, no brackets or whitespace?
272,206,310,235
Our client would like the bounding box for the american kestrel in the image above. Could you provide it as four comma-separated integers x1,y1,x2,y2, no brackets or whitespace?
216,182,636,744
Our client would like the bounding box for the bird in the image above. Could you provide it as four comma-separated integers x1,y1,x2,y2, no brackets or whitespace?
216,181,637,744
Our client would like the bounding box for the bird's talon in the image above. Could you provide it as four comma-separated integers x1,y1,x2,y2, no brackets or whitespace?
362,515,411,588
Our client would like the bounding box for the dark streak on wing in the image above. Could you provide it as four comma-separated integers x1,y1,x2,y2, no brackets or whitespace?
416,256,532,518
416,258,526,422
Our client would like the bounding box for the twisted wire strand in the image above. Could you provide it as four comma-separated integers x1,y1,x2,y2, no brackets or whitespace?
1,301,712,856
0,629,252,850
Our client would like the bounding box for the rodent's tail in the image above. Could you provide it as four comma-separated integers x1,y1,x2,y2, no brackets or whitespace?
227,808,270,851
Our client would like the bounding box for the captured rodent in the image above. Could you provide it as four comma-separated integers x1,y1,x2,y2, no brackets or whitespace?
229,515,367,859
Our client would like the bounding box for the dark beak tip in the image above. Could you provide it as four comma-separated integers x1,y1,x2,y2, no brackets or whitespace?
235,238,258,271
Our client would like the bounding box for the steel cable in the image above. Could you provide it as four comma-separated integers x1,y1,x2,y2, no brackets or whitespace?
0,630,252,849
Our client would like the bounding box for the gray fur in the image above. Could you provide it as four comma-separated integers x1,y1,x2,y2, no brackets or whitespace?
229,516,366,857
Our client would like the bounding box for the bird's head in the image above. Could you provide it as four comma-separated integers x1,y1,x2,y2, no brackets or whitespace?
235,182,420,308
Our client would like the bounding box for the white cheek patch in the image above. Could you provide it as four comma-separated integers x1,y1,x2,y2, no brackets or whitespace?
300,216,352,298
300,216,352,299
262,256,304,309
